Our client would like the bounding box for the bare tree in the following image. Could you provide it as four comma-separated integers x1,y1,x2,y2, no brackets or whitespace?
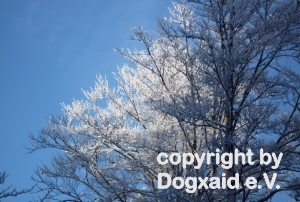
0,171,34,200
28,0,300,201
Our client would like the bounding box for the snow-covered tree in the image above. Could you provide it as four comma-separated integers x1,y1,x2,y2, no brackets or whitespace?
28,0,300,201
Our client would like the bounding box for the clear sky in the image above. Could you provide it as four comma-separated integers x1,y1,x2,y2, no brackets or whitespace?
0,1,296,202
0,1,172,201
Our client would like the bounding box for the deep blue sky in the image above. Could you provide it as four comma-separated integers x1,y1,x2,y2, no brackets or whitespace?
0,1,296,201
0,1,172,201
